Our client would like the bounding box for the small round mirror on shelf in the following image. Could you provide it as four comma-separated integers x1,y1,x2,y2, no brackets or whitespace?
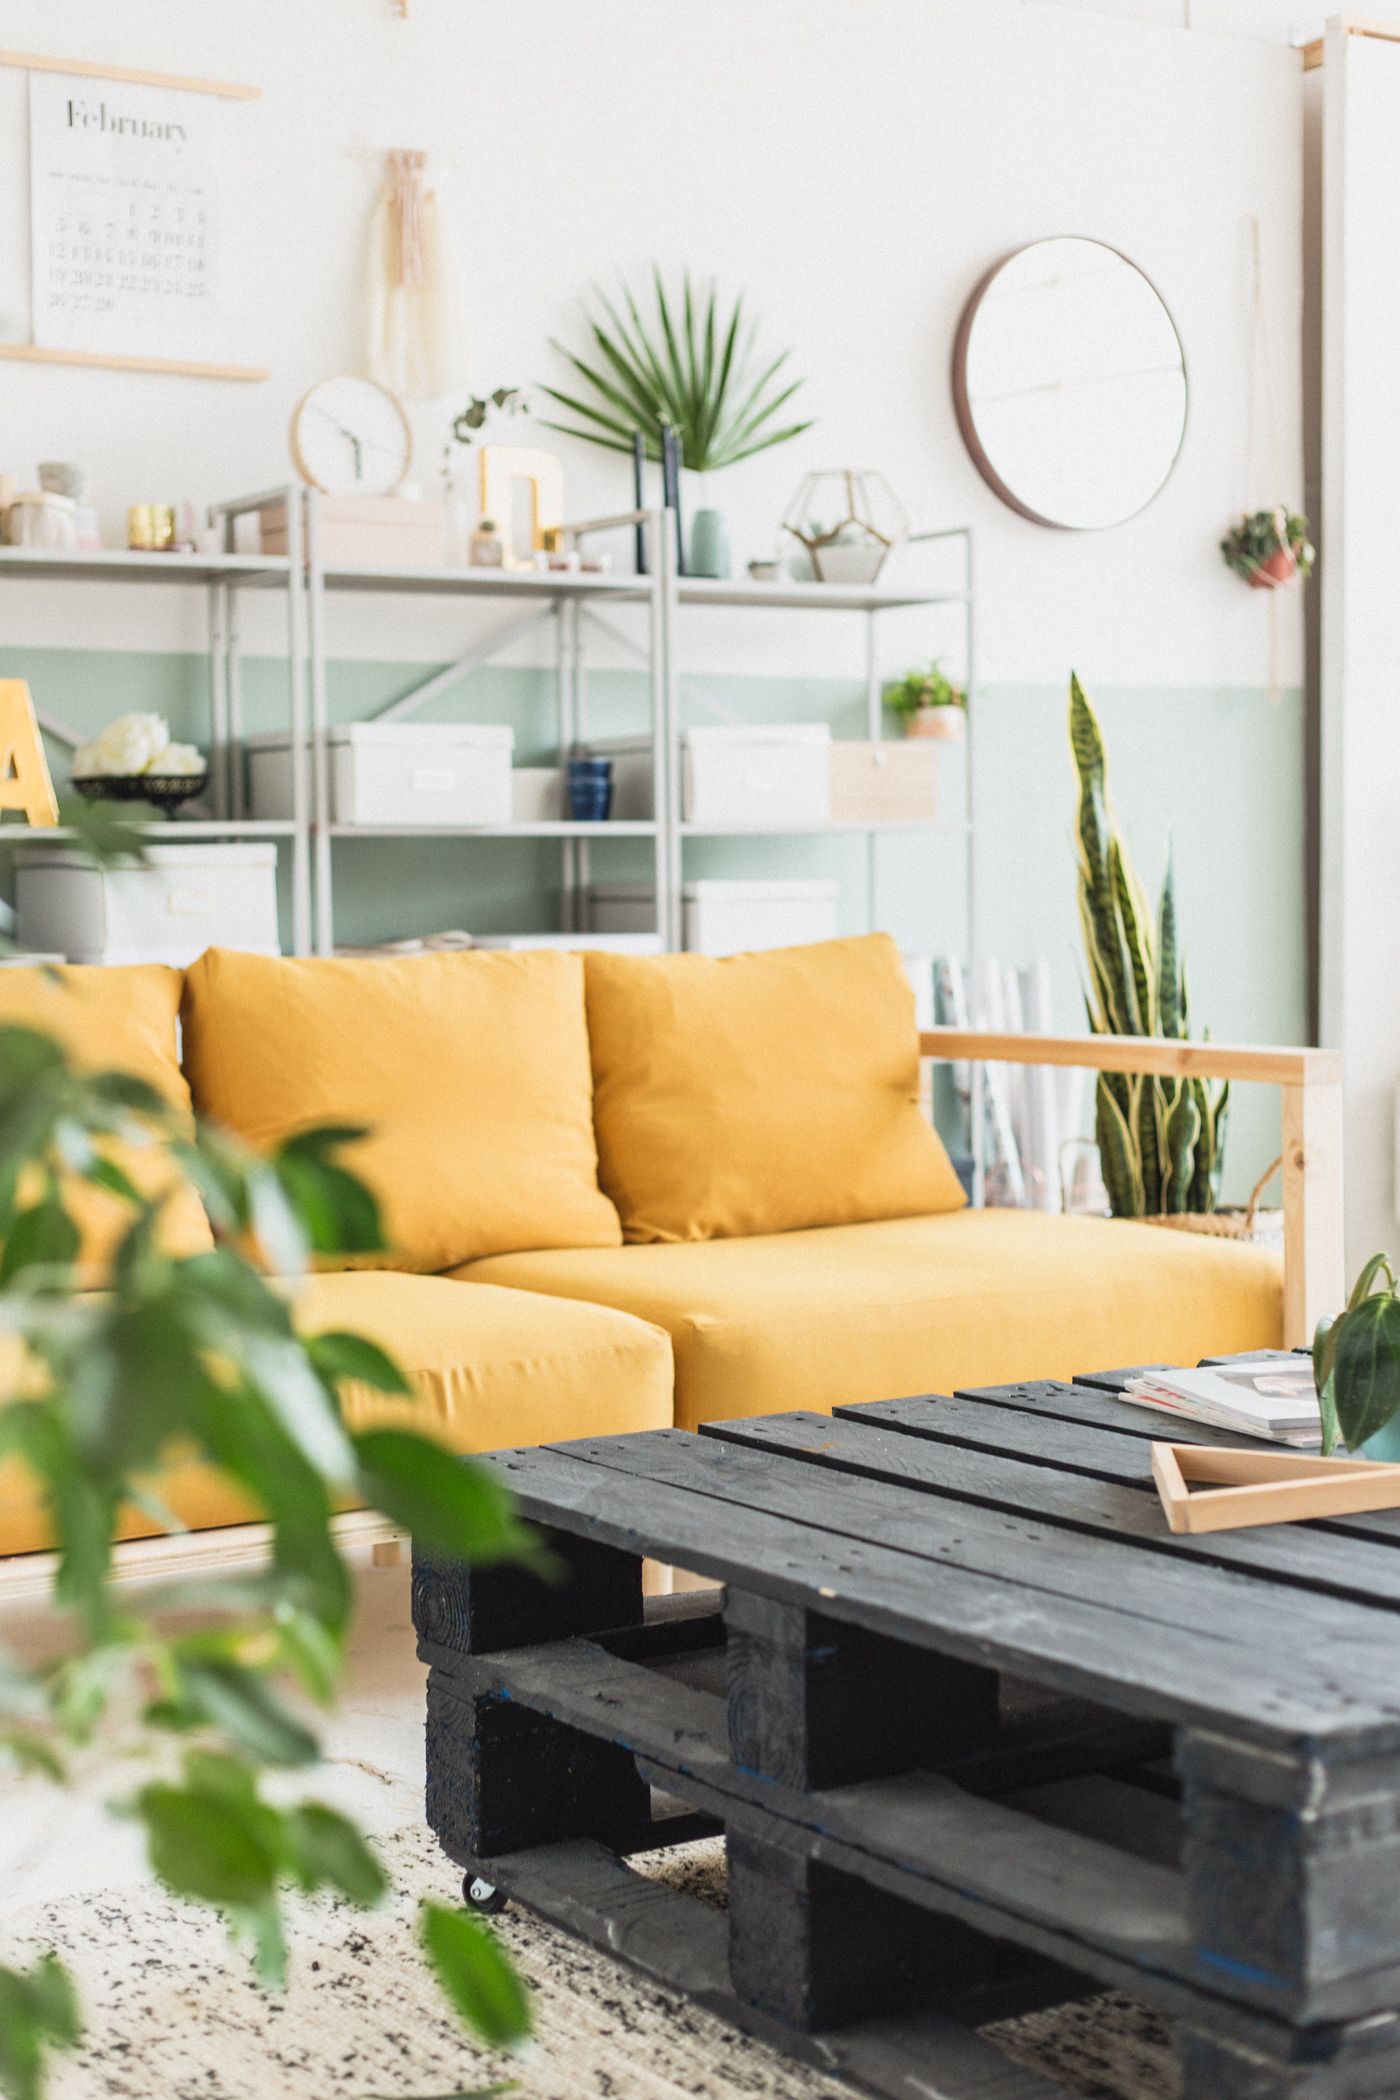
952,237,1187,531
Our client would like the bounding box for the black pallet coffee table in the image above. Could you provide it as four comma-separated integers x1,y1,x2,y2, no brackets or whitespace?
412,1368,1400,2100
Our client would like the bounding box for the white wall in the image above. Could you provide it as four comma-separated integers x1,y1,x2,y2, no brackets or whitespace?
0,0,1304,697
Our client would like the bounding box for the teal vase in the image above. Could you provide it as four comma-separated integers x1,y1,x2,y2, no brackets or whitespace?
1361,1415,1400,1462
688,508,730,580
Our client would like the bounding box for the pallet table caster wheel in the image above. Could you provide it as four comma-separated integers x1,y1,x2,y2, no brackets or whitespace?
464,1873,507,1915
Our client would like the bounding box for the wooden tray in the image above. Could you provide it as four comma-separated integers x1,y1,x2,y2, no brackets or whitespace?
1152,1441,1400,1533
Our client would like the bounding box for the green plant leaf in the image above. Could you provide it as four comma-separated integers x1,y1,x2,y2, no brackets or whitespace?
306,1330,412,1397
0,1954,81,2100
353,1431,547,1569
283,1803,386,1905
421,1902,531,2048
1163,1082,1201,1214
137,1778,285,1910
1094,1075,1143,1217
274,1152,385,1257
1157,848,1183,1040
0,1731,65,1781
171,1658,320,1767
1332,1290,1400,1452
0,1201,80,1288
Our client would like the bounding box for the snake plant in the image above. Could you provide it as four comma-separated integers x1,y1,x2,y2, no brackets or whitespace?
537,268,812,472
1071,673,1228,1216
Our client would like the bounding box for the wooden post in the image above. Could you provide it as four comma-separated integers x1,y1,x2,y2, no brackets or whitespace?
1281,1076,1346,1348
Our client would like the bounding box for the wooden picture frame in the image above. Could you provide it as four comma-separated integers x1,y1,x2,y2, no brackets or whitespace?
1152,1441,1400,1535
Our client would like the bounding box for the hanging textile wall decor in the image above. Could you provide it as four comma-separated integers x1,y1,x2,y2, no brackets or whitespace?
366,149,461,401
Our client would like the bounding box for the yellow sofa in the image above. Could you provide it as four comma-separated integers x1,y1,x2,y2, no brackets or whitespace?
0,939,1289,1556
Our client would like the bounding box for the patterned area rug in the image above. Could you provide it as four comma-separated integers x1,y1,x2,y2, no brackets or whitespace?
0,1823,1178,2100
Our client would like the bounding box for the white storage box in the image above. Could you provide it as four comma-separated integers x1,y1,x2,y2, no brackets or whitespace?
684,724,830,826
16,844,280,968
249,723,514,827
511,768,564,822
683,879,839,955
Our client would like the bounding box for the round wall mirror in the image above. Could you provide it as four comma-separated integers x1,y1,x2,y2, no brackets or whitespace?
952,238,1187,530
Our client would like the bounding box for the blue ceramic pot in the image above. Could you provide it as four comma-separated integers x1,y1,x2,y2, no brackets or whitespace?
1361,1414,1400,1463
688,508,730,580
567,757,612,822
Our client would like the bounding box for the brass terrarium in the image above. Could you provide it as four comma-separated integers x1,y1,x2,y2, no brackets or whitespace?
781,470,909,585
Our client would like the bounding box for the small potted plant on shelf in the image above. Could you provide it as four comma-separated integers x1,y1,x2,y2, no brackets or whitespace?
1220,506,1315,590
882,660,966,740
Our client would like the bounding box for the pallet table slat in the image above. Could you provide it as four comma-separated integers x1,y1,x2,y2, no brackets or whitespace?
713,1407,1400,1610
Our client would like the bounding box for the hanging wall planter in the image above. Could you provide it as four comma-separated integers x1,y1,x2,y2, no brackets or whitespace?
1220,507,1315,591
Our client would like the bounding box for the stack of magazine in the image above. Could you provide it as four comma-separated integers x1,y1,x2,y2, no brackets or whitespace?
1117,1357,1322,1448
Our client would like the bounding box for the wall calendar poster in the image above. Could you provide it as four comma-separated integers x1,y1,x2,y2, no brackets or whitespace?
28,71,222,359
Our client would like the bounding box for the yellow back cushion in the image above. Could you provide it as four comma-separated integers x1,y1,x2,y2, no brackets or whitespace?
0,963,213,1279
181,947,621,1271
582,934,967,1243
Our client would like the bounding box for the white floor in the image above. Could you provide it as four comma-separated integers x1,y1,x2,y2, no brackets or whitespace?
0,1533,429,1920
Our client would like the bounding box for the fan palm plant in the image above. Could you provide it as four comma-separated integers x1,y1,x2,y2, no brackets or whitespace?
537,268,812,473
1071,673,1228,1217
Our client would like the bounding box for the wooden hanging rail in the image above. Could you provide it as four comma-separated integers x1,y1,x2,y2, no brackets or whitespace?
0,50,259,98
1301,17,1400,71
0,344,270,382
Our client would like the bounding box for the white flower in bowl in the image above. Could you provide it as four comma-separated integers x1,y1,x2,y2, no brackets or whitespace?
73,712,172,779
158,743,206,776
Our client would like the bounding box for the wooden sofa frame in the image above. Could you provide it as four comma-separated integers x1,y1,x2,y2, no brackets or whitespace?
921,1030,1344,1351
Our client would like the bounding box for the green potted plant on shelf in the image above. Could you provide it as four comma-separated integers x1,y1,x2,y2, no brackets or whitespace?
882,661,966,741
1070,673,1228,1220
537,267,812,581
1315,1256,1400,1460
1220,507,1315,591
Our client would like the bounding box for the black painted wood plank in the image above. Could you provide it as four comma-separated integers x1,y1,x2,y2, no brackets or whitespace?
712,1409,1400,1612
541,1430,1400,1718
452,1635,1189,1988
474,1839,1076,2100
474,1441,1400,1748
843,1393,1400,1553
955,1377,1250,1448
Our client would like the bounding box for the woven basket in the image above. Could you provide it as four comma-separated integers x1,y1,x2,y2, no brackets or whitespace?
1136,1155,1282,1241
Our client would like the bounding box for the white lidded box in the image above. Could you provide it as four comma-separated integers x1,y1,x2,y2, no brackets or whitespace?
684,724,830,826
249,723,514,827
684,879,839,955
15,844,280,968
472,932,663,955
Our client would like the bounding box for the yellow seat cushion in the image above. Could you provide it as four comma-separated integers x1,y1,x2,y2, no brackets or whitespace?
182,947,621,1272
0,1271,673,1556
457,1210,1283,1433
0,963,212,1283
582,935,966,1243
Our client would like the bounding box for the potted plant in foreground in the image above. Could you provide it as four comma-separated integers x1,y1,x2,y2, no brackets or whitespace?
1315,1256,1400,1460
0,824,538,2096
1220,507,1315,591
883,661,966,740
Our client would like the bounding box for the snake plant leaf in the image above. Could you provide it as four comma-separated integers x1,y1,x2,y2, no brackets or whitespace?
1095,1076,1143,1216
1070,678,1130,1037
1110,836,1155,1038
1157,847,1183,1040
1163,1081,1201,1213
1135,1071,1164,1217
1332,1289,1400,1451
538,269,812,474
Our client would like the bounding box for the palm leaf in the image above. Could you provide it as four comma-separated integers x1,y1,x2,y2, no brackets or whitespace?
542,269,810,475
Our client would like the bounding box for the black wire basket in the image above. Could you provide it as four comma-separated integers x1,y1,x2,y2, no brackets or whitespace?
71,772,208,819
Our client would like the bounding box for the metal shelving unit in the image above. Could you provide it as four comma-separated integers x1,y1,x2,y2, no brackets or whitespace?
0,496,975,980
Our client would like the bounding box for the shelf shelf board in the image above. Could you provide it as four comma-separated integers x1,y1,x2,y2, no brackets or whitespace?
679,818,961,837
0,548,291,585
675,579,969,612
325,820,658,839
0,818,299,841
317,564,653,601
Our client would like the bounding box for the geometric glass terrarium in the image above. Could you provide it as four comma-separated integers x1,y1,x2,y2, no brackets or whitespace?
781,470,909,585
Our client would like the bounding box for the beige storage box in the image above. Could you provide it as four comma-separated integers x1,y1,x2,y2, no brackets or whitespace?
15,844,279,968
829,740,938,822
258,496,444,569
249,723,514,827
511,768,565,822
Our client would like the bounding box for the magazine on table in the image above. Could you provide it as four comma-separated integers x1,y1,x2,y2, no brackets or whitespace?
1118,1355,1322,1449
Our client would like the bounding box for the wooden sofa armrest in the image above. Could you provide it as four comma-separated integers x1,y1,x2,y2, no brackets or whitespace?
919,1028,1344,1350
